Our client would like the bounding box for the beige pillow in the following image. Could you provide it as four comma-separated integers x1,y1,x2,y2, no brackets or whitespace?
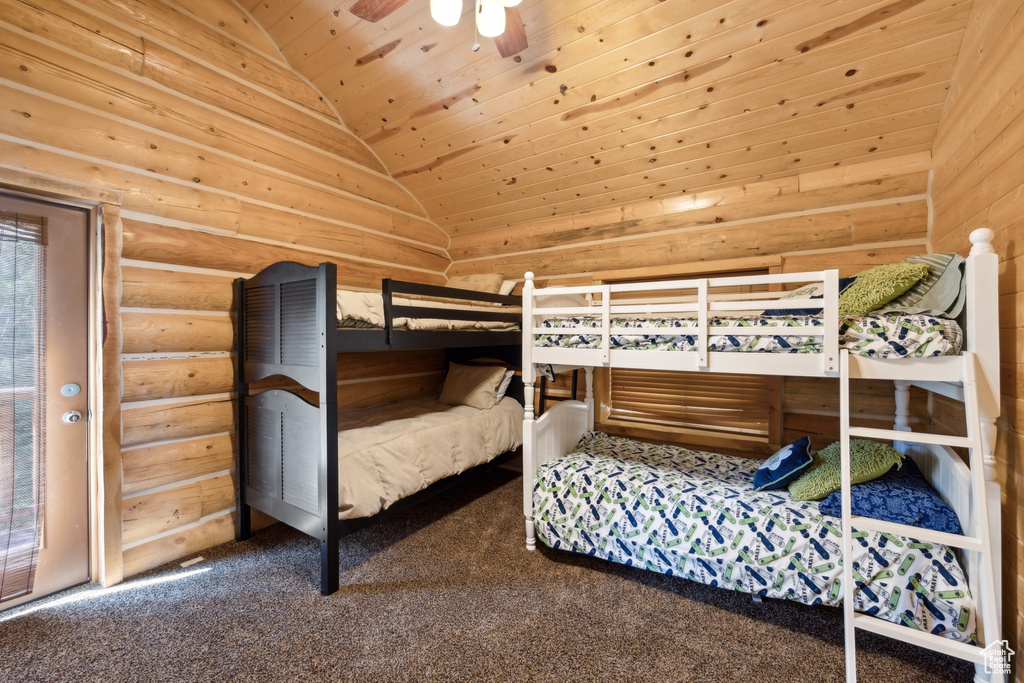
446,273,504,294
439,363,507,410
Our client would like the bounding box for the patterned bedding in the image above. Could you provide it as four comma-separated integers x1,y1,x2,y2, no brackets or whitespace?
535,313,962,358
534,432,976,644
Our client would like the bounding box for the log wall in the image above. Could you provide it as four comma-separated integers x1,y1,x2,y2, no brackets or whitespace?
929,0,1024,674
1,0,448,579
452,152,935,452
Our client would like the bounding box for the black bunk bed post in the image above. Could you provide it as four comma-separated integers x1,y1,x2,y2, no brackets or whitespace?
381,278,394,346
234,275,252,542
318,263,340,595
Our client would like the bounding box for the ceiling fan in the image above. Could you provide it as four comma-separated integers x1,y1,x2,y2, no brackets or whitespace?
348,0,528,58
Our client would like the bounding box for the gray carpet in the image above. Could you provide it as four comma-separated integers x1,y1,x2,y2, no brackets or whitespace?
0,470,975,682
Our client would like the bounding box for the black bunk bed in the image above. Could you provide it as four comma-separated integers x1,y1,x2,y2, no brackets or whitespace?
234,261,524,594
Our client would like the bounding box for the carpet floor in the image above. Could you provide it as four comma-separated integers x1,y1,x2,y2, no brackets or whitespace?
0,470,976,682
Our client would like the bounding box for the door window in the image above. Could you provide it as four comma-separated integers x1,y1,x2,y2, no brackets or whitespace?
0,209,47,602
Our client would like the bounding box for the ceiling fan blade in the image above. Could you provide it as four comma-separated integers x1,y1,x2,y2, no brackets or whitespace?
348,0,410,23
494,6,528,58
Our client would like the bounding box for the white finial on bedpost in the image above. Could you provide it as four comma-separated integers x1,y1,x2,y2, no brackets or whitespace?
522,271,537,550
969,227,995,255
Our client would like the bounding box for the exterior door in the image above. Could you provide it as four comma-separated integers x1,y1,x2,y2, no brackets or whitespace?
0,193,89,609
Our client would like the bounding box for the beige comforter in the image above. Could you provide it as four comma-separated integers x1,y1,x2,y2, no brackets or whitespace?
336,395,523,519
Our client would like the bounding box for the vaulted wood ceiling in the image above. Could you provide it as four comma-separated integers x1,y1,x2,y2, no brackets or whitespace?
243,0,973,237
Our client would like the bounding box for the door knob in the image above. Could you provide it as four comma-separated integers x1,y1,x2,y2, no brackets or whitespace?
62,410,82,424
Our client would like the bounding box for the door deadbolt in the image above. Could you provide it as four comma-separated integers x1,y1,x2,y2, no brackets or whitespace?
62,410,83,424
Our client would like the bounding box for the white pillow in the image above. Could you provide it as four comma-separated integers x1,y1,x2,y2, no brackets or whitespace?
779,283,824,299
494,369,515,404
499,280,516,296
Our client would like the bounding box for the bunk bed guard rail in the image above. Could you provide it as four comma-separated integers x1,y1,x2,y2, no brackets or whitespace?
521,269,841,383
381,278,522,346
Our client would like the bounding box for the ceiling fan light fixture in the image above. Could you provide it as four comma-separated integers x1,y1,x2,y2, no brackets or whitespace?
500,0,522,6
476,0,506,37
431,0,462,27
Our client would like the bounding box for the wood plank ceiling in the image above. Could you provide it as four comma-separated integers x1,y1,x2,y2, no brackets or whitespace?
243,0,973,237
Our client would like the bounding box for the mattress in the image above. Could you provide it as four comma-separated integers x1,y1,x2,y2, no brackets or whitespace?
337,289,520,331
534,432,976,644
535,312,962,358
337,395,523,519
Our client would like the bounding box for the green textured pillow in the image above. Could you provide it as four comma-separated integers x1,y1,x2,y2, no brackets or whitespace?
788,439,904,501
837,263,929,316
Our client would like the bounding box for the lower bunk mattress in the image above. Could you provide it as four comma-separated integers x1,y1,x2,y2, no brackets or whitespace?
533,432,976,644
337,395,523,519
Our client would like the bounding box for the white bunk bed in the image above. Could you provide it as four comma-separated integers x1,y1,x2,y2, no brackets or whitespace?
520,228,1002,682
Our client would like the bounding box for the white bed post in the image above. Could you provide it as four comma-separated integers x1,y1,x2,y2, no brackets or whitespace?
522,272,537,550
838,350,858,682
965,229,1003,682
966,228,1000,482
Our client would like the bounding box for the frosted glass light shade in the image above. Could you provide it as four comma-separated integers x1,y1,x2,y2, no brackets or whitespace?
500,0,521,6
431,0,462,27
476,0,505,37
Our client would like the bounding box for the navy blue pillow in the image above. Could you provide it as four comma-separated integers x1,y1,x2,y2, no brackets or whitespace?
754,436,813,491
818,457,963,534
764,277,857,316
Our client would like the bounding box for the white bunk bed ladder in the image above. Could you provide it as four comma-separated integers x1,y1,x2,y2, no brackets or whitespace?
838,349,1001,681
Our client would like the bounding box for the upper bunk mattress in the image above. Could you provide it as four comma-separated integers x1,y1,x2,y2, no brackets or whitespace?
535,312,962,359
534,432,976,645
337,395,523,519
337,289,520,332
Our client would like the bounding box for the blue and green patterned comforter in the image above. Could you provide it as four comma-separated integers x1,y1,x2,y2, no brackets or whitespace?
535,313,962,357
534,432,976,644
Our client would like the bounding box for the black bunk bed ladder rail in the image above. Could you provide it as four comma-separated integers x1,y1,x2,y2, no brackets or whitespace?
837,350,1000,681
234,262,341,595
382,277,395,346
316,264,340,595
235,271,251,545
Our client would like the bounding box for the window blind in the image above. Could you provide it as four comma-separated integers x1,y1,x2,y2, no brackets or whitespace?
0,210,47,603
609,369,775,437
